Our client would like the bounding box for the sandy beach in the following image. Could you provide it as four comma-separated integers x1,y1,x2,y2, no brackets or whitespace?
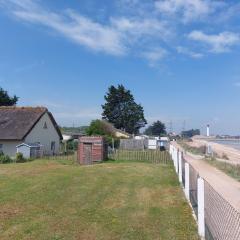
190,137,240,164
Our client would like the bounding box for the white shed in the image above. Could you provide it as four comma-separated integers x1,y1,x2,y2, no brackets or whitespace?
148,139,158,150
16,143,43,159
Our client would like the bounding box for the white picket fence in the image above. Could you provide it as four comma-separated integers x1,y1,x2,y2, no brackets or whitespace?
169,143,240,240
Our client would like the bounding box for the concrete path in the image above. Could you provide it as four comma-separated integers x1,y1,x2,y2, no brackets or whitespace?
172,141,240,212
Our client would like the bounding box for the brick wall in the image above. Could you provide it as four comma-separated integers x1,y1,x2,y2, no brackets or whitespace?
78,136,106,164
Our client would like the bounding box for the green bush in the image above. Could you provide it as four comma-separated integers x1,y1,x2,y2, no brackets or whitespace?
16,152,26,163
0,154,12,164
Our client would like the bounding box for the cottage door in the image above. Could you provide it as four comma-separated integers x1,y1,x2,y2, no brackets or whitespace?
83,143,92,165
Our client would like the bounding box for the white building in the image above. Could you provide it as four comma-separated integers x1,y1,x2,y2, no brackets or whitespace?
134,135,149,140
148,139,158,150
0,107,63,157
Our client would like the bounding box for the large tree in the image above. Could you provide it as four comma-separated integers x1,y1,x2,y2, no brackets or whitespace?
0,87,18,106
144,121,166,136
102,85,147,134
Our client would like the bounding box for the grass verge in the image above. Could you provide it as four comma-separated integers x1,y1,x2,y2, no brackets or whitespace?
205,157,240,182
177,141,206,156
0,159,199,240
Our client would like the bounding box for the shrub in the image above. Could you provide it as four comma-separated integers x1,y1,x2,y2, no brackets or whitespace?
16,152,26,163
0,154,12,164
222,153,229,160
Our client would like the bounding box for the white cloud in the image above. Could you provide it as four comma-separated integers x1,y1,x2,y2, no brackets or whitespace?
141,47,168,66
155,0,222,22
111,17,171,40
1,0,240,62
234,82,240,87
13,8,126,56
188,30,240,53
176,46,203,58
1,0,172,59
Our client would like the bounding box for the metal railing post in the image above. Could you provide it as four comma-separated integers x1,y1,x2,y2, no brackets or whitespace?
197,177,205,238
185,162,190,201
178,151,182,183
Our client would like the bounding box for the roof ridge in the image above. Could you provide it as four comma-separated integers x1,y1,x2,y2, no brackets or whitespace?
0,106,48,112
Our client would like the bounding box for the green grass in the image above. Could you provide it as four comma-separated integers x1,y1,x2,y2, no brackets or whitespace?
205,157,240,181
0,159,199,240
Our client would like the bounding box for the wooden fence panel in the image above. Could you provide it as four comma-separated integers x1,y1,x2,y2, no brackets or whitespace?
109,150,172,164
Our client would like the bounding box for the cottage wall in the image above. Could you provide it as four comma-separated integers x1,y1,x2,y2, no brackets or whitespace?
0,140,22,157
25,113,60,155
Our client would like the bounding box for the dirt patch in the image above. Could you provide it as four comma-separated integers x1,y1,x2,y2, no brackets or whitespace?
0,204,24,220
102,188,128,209
137,188,154,205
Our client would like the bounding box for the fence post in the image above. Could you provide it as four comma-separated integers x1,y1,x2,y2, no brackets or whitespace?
175,148,179,174
173,147,176,170
169,145,171,156
178,151,182,183
185,162,190,201
197,177,205,238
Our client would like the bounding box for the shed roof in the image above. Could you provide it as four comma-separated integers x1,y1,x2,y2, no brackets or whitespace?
16,143,43,148
0,107,63,140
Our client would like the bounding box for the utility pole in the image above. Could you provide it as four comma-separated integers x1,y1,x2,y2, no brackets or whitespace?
168,121,173,134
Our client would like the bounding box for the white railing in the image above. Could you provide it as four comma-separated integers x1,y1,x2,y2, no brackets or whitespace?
170,143,240,240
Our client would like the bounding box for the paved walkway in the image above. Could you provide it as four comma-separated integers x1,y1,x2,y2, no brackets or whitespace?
172,141,240,212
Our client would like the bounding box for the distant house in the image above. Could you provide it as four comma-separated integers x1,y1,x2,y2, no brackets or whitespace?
0,107,63,157
101,120,131,139
115,129,131,139
134,135,149,140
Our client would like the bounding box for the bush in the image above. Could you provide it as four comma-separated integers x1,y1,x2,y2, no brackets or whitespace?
16,152,26,163
222,153,229,160
0,154,12,164
67,140,78,151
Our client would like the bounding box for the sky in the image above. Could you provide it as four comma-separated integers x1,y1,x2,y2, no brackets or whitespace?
0,0,240,135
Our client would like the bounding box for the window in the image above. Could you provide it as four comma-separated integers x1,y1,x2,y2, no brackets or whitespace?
43,122,48,129
51,142,55,151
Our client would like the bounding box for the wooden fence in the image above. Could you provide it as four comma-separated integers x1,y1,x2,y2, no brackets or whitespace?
109,150,172,164
119,139,148,150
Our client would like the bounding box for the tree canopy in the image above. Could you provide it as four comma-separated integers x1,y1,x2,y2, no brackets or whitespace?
102,85,147,134
144,121,166,136
86,119,120,147
86,120,115,137
181,129,200,138
0,87,18,106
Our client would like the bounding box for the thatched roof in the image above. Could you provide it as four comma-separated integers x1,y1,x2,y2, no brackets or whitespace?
0,107,62,140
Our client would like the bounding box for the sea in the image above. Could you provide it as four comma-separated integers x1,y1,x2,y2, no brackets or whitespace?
211,140,240,150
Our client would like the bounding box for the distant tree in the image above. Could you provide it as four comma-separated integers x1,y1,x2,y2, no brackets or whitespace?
144,121,166,136
86,120,114,137
60,126,88,134
0,87,18,106
102,85,147,134
181,129,200,138
86,119,119,147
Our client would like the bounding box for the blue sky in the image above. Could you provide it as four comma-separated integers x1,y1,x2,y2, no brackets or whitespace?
1,0,240,134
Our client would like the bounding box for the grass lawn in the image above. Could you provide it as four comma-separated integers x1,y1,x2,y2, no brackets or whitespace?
0,159,199,240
